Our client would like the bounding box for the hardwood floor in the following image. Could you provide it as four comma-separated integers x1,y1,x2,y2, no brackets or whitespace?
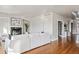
0,42,5,54
23,36,79,54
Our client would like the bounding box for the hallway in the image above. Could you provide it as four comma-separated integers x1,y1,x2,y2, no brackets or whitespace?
23,36,79,54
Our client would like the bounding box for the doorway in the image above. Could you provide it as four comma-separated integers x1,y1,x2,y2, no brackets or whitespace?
58,21,62,44
71,22,75,43
71,23,73,35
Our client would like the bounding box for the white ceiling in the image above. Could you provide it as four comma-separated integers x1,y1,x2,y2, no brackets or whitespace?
0,5,79,18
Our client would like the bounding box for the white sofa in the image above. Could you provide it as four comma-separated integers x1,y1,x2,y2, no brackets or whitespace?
9,33,51,53
30,33,51,49
9,34,31,53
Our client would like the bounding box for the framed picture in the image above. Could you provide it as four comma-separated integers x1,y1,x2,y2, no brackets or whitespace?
11,17,21,26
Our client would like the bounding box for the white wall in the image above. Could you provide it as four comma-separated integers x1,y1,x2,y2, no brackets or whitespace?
0,17,10,35
31,14,52,33
30,11,73,41
30,13,53,41
31,16,43,33
52,13,58,41
52,12,73,41
52,12,65,41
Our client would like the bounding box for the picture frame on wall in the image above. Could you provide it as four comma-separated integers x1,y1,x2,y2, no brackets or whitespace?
11,17,21,26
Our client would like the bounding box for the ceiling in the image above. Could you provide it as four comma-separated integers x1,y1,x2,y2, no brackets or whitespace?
0,5,79,18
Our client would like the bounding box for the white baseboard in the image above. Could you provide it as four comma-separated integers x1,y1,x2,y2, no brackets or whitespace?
51,38,58,42
51,35,71,42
